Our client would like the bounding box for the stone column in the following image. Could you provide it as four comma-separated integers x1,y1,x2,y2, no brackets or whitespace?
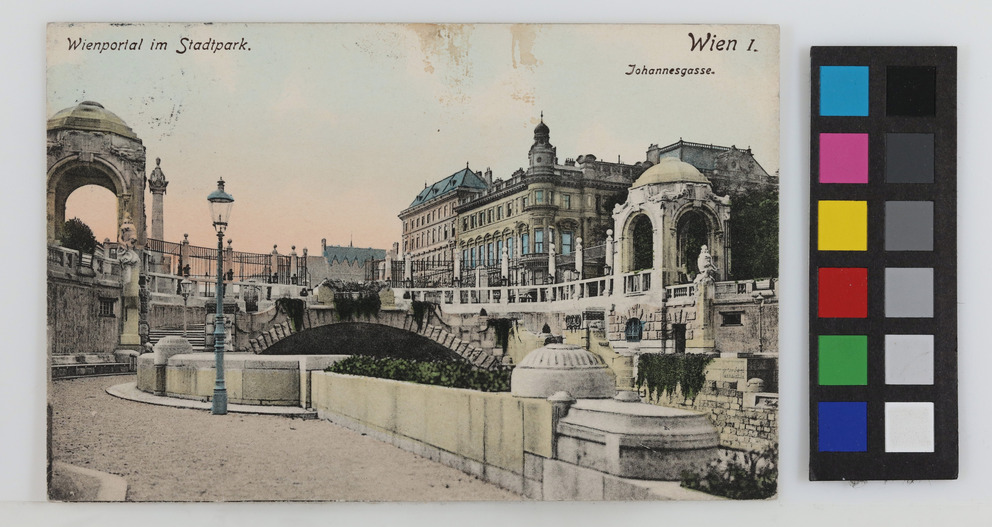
290,245,299,285
147,158,168,273
225,239,234,285
575,237,583,279
270,245,280,284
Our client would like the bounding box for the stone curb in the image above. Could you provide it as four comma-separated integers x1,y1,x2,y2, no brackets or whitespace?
51,461,128,502
106,382,318,418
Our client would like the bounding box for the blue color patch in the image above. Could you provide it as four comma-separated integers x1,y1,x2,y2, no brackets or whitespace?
818,401,868,452
820,66,869,116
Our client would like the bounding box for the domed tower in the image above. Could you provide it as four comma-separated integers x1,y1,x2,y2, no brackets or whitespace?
612,157,732,288
527,114,556,171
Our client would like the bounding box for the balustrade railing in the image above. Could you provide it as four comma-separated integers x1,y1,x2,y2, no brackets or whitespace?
48,244,121,278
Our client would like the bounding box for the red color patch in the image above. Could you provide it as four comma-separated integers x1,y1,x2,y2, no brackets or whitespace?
818,268,868,318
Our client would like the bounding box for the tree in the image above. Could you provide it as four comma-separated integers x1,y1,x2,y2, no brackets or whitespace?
729,190,778,279
60,218,98,254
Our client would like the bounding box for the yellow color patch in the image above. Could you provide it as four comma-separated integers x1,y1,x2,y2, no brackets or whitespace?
819,200,867,251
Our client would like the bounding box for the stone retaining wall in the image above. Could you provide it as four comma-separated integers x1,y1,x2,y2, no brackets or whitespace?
642,357,778,451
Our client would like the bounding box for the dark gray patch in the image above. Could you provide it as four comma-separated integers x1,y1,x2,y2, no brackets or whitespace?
886,133,934,183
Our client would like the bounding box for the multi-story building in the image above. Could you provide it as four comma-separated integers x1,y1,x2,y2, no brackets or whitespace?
646,139,776,196
398,165,489,264
454,119,644,284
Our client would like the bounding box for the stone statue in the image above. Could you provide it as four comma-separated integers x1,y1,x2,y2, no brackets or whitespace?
694,245,717,283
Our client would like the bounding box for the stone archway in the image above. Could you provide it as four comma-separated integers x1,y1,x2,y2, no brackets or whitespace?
623,213,654,272
47,102,147,246
47,101,148,348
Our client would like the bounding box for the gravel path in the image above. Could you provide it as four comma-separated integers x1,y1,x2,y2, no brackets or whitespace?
49,375,522,502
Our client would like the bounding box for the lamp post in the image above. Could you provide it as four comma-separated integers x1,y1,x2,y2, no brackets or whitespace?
180,277,192,337
207,178,234,415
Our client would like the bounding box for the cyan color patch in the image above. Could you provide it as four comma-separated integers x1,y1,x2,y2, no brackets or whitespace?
820,66,869,116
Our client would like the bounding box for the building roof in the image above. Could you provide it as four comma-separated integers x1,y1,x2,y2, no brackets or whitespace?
47,101,140,140
632,157,711,188
323,246,386,268
407,167,488,208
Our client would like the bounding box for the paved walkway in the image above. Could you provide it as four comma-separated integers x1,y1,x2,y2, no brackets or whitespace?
49,375,522,502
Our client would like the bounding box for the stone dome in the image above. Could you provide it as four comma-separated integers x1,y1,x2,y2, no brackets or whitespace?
47,101,139,140
534,120,550,136
510,343,616,399
631,157,710,188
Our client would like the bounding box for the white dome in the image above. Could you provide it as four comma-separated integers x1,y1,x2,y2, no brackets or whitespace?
511,344,616,398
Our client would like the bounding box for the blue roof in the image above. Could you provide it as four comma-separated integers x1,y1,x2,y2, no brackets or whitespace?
323,246,386,268
408,167,488,208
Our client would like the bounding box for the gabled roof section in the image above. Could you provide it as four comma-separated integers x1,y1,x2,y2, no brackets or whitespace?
323,246,386,268
407,167,488,208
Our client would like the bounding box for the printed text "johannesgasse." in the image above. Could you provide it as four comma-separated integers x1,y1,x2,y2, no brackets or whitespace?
625,65,715,77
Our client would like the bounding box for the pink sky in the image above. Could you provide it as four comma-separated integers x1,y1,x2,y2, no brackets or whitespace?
49,23,779,255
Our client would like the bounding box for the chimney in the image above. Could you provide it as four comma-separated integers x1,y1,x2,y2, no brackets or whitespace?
646,143,661,164
484,167,493,186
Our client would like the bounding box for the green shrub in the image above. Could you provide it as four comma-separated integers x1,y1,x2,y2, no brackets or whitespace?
681,444,778,500
637,353,713,403
334,293,381,322
326,356,510,392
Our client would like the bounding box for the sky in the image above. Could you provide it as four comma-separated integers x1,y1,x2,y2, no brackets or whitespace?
48,23,779,255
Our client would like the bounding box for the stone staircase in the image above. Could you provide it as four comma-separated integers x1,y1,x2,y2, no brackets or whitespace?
148,323,207,353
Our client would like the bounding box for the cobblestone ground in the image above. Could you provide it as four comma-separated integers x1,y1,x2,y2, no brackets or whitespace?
49,375,522,502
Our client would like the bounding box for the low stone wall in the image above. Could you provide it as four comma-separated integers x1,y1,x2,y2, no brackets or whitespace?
137,353,348,406
311,371,552,497
642,357,778,451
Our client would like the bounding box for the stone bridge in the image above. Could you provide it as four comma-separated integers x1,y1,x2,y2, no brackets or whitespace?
235,303,508,371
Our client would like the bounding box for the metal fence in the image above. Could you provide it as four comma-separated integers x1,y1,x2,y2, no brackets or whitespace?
147,238,309,286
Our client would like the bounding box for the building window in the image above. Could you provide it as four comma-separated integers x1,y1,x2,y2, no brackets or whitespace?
487,243,494,265
562,231,573,255
497,207,502,221
535,190,544,203
464,219,469,231
471,216,476,228
444,227,448,240
624,318,643,342
98,298,116,317
496,240,503,261
534,229,544,253
721,312,743,326
479,212,485,226
471,247,476,268
507,238,514,259
522,197,529,208
521,233,529,255
462,249,468,266
596,195,602,212
549,190,554,205
563,194,571,209
506,203,512,216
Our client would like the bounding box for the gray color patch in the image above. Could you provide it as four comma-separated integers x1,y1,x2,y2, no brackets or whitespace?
885,201,934,251
885,268,933,318
886,133,934,183
885,334,934,385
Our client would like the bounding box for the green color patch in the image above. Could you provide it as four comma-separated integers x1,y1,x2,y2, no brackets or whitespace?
818,335,868,385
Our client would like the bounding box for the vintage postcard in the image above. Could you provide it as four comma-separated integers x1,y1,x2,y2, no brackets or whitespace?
46,23,779,501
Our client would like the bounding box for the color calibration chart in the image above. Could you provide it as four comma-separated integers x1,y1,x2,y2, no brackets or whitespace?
809,47,957,480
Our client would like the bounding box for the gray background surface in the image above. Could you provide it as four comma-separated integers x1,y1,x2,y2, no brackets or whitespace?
3,0,992,525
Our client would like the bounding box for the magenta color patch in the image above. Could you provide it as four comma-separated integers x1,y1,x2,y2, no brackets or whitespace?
820,133,869,184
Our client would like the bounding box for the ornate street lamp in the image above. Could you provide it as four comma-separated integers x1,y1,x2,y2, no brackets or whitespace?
207,178,234,415
180,277,192,337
